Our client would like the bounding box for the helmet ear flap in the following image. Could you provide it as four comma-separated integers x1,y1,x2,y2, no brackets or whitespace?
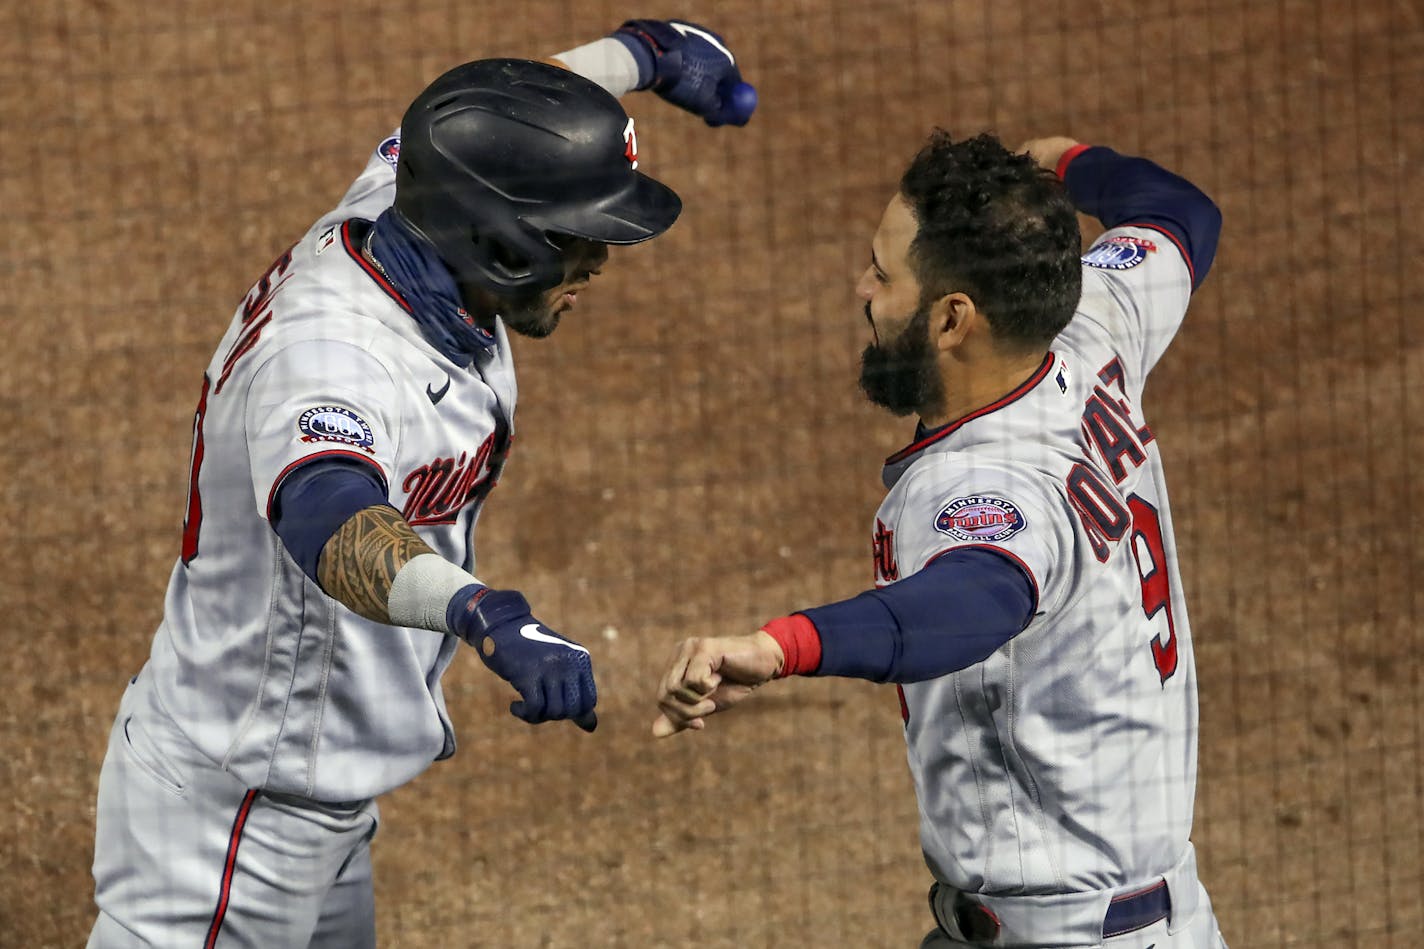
484,232,530,279
471,219,565,293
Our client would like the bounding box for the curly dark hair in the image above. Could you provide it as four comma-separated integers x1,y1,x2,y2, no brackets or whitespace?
899,131,1082,349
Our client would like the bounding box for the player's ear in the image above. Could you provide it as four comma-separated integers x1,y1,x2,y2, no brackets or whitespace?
932,292,977,351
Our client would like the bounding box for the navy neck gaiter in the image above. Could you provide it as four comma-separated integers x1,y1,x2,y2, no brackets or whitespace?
366,209,497,366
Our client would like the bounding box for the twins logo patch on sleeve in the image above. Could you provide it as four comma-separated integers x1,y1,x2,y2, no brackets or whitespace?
935,495,1027,542
1082,235,1157,271
298,406,375,453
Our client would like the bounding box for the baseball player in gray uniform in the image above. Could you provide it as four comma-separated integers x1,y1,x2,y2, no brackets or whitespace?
652,133,1227,948
88,20,755,949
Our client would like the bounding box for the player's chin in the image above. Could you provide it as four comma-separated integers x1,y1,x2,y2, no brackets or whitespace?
503,309,562,339
859,349,930,417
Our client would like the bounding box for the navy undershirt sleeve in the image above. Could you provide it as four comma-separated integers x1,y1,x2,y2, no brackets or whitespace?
1062,146,1222,289
271,459,390,583
798,547,1037,684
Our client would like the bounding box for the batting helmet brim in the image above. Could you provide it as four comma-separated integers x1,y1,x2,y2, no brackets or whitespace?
531,172,683,246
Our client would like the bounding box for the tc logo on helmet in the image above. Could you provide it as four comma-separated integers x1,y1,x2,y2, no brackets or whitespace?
623,117,638,169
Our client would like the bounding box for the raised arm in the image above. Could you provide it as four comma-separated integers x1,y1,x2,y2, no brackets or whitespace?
554,18,757,125
327,19,756,258
1022,136,1222,290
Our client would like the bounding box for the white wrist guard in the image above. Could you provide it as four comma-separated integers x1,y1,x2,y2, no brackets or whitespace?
387,553,483,634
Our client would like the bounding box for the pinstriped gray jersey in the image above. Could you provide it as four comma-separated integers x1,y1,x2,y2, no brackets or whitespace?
878,226,1201,896
144,135,520,801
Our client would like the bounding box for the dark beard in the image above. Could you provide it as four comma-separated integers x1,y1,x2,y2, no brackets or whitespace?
499,293,560,339
457,283,560,340
858,302,945,417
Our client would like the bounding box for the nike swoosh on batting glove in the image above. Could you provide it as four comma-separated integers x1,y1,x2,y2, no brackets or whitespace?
611,18,758,127
448,585,598,732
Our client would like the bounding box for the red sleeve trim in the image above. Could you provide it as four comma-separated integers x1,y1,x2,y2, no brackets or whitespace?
761,614,822,677
264,450,388,521
1116,221,1197,287
1055,143,1094,180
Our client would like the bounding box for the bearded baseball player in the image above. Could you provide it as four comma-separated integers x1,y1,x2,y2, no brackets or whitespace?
652,134,1226,948
87,20,754,949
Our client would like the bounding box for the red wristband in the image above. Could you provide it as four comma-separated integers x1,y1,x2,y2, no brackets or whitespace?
760,614,822,677
1055,143,1093,180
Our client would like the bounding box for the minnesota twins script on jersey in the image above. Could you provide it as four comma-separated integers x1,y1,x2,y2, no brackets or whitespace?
147,136,517,801
878,224,1198,902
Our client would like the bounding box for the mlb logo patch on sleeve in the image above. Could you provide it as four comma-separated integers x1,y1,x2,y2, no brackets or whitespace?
298,406,376,453
935,495,1026,542
377,135,401,166
1083,235,1157,271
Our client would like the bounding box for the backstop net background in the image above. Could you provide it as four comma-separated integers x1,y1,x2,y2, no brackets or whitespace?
3,0,1421,945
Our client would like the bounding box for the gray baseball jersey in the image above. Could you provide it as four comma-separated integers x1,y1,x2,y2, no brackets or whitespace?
877,226,1199,895
146,133,516,801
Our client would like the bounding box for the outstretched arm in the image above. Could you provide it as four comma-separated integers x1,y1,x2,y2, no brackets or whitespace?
652,548,1036,737
272,460,598,731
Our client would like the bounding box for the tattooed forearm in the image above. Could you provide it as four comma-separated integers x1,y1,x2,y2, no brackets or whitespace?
317,504,436,623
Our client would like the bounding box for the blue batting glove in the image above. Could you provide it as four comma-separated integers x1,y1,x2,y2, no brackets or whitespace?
449,586,598,732
612,18,758,127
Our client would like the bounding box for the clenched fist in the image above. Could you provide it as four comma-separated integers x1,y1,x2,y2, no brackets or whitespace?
651,631,784,738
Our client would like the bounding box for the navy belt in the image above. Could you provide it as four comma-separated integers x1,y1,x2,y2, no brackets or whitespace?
933,878,1172,944
1103,878,1171,938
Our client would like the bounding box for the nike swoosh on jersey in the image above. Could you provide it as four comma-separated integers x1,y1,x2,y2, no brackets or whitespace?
519,623,590,655
426,376,451,404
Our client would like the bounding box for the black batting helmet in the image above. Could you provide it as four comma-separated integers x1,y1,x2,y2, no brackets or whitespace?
393,58,682,295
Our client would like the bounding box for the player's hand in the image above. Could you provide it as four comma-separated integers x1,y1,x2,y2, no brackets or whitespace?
651,631,783,738
1019,137,1082,173
612,19,758,126
451,588,598,732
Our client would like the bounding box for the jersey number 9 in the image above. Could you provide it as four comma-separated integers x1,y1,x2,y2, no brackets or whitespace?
1067,463,1179,684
